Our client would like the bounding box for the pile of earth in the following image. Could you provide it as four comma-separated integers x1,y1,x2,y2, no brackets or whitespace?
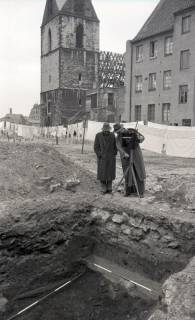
0,142,99,201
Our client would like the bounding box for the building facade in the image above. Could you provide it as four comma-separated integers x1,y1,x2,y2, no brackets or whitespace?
41,0,126,126
87,50,125,123
29,104,41,126
125,0,195,126
87,86,125,123
40,0,99,126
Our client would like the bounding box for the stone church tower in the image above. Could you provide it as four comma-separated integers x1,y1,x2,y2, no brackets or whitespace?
40,0,99,126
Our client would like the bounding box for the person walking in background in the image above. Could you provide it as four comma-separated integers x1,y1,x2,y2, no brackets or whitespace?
94,122,117,194
113,123,146,197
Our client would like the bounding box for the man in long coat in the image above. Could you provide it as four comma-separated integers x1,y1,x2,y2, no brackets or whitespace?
113,123,146,197
94,122,117,194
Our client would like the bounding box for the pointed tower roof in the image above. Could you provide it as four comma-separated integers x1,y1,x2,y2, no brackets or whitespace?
42,0,59,26
60,0,99,22
132,0,195,42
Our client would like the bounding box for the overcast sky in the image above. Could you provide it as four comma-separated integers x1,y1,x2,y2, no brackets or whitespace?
0,0,158,118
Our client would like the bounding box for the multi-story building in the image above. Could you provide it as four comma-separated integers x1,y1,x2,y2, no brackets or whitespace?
125,0,195,126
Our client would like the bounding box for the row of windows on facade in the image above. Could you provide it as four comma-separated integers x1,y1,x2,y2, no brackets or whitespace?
135,72,188,104
134,104,191,126
136,15,191,61
47,24,84,52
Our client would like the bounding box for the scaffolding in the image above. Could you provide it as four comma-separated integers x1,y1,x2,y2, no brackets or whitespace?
98,51,125,89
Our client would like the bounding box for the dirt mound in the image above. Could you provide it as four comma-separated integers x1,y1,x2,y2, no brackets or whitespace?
0,142,99,201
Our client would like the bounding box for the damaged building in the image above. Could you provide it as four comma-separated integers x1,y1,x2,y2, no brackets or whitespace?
40,0,125,126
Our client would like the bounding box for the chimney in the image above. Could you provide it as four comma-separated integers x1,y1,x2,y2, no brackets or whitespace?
10,108,12,115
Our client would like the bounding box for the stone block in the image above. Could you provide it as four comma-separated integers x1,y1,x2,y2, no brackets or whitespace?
121,224,131,236
112,214,125,224
91,208,110,222
106,222,118,233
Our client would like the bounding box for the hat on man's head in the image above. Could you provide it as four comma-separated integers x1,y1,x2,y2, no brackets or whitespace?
102,122,111,131
113,123,122,132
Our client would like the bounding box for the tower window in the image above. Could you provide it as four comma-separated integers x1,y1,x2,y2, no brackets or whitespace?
48,29,52,51
76,24,84,48
48,0,53,15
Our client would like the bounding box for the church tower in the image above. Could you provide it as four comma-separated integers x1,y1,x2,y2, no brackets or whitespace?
40,0,99,126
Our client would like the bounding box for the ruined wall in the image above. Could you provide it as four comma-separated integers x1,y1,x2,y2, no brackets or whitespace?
60,49,98,89
94,87,125,122
40,88,86,126
91,204,195,281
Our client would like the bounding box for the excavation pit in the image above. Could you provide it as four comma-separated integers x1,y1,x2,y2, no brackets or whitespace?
1,194,195,320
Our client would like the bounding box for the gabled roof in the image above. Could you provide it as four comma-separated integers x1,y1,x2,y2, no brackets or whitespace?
42,0,59,26
60,0,99,22
132,0,195,42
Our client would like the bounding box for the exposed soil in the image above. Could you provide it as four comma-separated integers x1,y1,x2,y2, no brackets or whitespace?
5,268,155,320
0,142,99,201
0,140,195,320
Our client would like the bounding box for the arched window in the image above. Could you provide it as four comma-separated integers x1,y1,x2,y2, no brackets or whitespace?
48,29,52,51
76,24,84,48
48,0,53,15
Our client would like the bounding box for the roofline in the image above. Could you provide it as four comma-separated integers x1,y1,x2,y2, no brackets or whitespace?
41,11,99,27
174,5,195,16
131,0,167,42
131,28,173,44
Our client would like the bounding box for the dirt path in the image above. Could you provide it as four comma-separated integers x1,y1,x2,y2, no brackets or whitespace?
55,142,195,209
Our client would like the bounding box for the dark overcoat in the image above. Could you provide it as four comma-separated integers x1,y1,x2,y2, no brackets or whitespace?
94,131,117,181
116,129,146,185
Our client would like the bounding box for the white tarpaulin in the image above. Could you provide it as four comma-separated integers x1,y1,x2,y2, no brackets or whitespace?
1,120,195,158
83,121,195,158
